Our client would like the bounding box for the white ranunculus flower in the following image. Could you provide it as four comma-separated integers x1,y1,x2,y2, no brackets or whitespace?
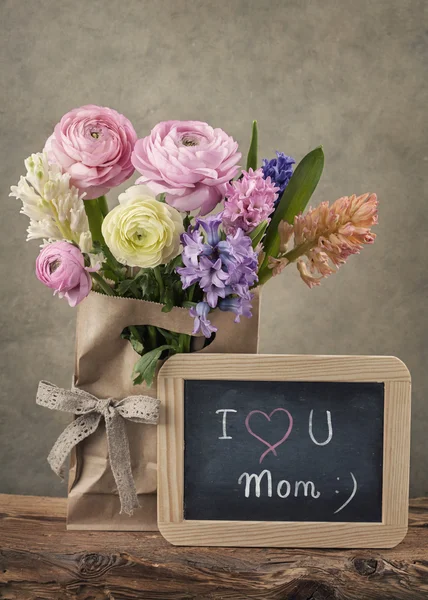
102,185,184,268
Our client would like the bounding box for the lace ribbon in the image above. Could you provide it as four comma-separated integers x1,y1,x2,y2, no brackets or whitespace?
36,380,160,516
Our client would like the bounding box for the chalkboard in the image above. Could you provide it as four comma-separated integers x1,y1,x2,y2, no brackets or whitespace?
184,380,384,523
157,354,411,548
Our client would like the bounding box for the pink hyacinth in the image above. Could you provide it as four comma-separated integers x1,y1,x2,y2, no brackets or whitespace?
268,193,378,288
131,120,241,215
223,168,279,234
45,105,137,199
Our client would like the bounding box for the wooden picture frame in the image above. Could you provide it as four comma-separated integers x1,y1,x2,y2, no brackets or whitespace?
157,354,411,547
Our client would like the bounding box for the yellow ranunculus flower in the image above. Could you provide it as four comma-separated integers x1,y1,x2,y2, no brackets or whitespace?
102,185,184,268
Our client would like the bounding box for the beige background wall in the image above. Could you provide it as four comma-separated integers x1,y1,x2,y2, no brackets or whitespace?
1,0,427,497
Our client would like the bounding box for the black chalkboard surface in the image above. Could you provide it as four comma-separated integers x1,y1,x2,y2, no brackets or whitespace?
184,380,384,523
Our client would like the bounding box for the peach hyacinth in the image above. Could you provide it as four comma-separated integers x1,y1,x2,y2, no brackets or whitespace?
268,193,378,287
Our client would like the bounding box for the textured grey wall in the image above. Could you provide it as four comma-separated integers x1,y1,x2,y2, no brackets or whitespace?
1,0,427,498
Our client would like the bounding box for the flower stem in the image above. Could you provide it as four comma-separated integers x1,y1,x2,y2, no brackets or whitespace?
91,271,115,296
281,240,314,264
187,283,195,303
97,195,109,218
181,334,191,353
257,240,314,286
257,266,274,286
84,199,105,245
147,325,158,349
154,266,165,300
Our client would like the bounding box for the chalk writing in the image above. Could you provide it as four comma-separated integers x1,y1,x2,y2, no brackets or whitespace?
245,408,293,463
216,409,237,439
309,409,333,446
334,472,358,514
183,379,384,522
238,470,322,500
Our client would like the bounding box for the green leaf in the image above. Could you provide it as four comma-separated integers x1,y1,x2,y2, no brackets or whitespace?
246,120,258,171
258,146,324,285
164,254,183,275
132,344,174,387
94,242,128,285
142,278,157,300
161,285,175,313
157,328,181,350
117,278,139,297
101,266,122,284
249,220,268,248
156,193,166,203
121,327,145,355
100,242,124,271
183,213,192,230
129,337,144,355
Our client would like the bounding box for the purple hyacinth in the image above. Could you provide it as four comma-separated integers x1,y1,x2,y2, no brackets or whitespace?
190,302,217,337
262,152,295,201
177,214,258,336
218,295,253,323
179,229,209,267
196,213,222,246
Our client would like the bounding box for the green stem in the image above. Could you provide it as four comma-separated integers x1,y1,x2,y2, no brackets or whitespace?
178,283,195,353
91,272,115,296
147,326,158,350
282,241,314,264
97,195,109,218
183,334,192,353
187,283,195,303
257,265,274,287
258,240,315,286
84,199,105,244
154,267,165,300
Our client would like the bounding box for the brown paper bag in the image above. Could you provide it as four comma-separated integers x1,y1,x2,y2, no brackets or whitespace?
67,289,260,530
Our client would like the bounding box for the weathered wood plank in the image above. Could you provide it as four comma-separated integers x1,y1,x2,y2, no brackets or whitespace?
0,494,427,599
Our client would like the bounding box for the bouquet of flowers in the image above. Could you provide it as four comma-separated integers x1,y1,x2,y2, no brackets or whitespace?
11,106,378,386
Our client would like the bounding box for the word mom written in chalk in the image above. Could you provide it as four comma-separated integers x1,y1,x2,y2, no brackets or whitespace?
238,470,321,499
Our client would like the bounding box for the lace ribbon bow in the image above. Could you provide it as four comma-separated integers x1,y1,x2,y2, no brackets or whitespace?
36,380,160,516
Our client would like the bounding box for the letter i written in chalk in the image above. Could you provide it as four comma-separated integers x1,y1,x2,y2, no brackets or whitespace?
216,409,237,439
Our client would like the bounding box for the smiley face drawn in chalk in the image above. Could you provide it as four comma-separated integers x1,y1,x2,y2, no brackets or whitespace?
334,473,358,514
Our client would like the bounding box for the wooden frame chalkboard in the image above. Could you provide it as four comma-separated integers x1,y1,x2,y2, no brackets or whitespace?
157,354,411,548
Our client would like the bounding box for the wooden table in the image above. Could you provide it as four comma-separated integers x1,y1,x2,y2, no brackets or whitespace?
0,494,427,599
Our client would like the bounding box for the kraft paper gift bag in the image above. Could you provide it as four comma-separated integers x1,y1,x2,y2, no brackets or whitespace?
67,289,260,530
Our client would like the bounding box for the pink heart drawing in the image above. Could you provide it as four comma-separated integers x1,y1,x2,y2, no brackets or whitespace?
245,408,293,464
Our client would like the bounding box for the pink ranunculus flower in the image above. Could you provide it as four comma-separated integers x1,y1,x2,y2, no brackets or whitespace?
45,105,137,199
131,120,241,215
36,241,97,307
